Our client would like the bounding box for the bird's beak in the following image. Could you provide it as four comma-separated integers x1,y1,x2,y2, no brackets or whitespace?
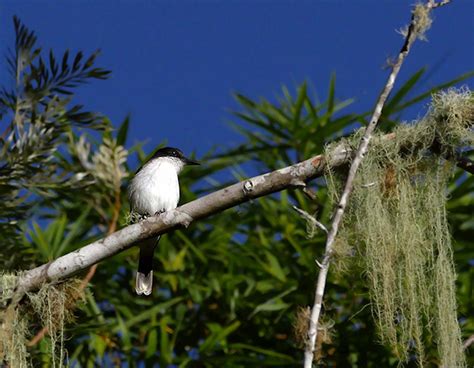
183,157,200,166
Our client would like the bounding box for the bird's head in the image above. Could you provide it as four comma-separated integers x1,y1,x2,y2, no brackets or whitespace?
150,146,200,172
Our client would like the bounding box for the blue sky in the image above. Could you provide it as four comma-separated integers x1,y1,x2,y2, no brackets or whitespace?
1,0,472,162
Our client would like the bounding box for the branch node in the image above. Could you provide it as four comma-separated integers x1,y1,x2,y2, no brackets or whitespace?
242,180,254,194
315,259,324,269
290,179,307,188
302,187,317,201
161,210,194,228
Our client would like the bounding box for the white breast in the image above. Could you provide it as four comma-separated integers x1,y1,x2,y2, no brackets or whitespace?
128,158,181,215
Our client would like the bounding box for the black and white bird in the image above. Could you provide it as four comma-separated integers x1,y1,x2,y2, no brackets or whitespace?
128,147,199,295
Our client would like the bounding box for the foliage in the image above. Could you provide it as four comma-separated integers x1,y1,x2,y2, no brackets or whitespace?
0,18,473,368
0,16,111,270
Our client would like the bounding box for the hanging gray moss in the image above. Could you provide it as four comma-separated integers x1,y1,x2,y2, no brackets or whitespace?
0,274,84,367
326,88,472,367
0,274,29,367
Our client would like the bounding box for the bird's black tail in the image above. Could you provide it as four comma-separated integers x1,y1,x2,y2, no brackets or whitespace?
135,236,160,295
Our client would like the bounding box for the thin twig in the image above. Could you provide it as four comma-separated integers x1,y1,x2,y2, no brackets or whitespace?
303,1,453,366
456,155,474,175
293,206,328,234
463,334,474,350
302,187,318,201
429,0,452,8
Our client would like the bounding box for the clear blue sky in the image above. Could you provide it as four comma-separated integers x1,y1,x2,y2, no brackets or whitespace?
1,0,472,160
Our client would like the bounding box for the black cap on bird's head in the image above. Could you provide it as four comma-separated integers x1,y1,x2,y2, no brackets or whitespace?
151,147,200,166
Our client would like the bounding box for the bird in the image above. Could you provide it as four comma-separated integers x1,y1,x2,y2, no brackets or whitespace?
128,147,199,295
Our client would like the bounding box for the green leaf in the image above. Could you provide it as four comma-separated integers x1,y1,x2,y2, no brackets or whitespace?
384,67,426,114
116,311,132,350
199,320,241,353
249,285,297,318
327,73,336,119
233,111,290,140
116,115,130,146
175,231,206,263
51,214,67,258
230,343,296,361
160,316,172,363
262,250,287,282
61,49,70,73
89,333,107,357
31,221,51,260
292,82,307,129
389,70,474,115
73,51,83,71
111,297,184,332
146,329,158,358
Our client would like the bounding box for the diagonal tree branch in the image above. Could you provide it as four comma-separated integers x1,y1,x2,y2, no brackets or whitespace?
13,147,349,295
302,1,453,366
8,132,470,302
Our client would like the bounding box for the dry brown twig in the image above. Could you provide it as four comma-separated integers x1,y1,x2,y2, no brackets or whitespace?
302,1,453,366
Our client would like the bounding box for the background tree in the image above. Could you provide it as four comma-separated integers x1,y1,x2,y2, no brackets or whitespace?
0,14,472,368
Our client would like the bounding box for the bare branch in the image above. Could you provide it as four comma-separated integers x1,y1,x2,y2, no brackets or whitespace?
6,127,469,304
12,149,346,296
293,206,328,234
302,1,453,366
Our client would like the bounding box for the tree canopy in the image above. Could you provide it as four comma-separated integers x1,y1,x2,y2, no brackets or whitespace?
0,13,473,368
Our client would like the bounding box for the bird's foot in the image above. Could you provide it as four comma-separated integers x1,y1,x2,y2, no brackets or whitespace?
129,211,149,224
